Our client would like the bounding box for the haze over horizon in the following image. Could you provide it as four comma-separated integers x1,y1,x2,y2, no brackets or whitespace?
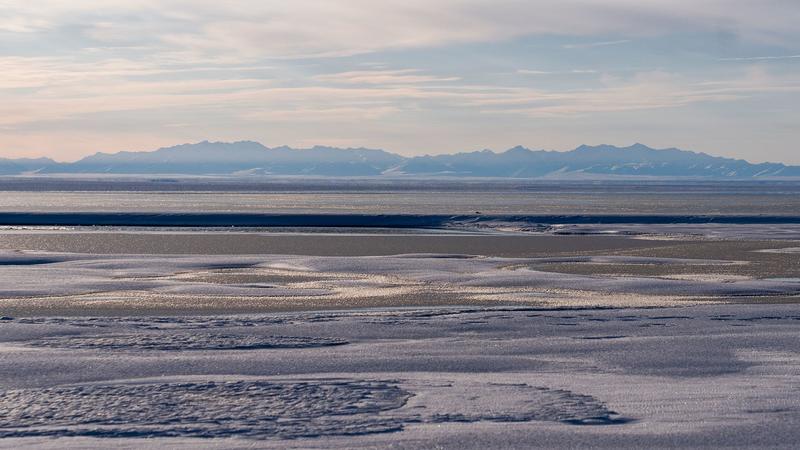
15,140,795,167
2,1,800,163
3,141,798,179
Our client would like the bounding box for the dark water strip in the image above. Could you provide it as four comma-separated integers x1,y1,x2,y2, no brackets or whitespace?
1,213,800,227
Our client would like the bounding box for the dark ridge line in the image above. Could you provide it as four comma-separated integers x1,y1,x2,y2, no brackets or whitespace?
1,213,799,227
2,178,800,193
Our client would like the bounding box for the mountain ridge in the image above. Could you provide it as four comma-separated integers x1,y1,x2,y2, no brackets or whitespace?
3,141,799,179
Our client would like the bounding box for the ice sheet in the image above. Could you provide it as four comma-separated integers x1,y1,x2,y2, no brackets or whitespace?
1,305,800,447
0,252,796,309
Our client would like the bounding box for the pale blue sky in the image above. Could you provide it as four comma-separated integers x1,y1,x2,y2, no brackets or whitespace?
1,1,799,163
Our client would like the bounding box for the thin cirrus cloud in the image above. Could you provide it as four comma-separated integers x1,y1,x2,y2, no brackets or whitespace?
4,1,800,59
314,70,461,85
0,0,799,162
518,69,599,75
719,55,800,61
562,40,632,49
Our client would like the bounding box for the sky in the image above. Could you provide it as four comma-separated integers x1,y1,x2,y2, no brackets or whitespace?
1,1,799,163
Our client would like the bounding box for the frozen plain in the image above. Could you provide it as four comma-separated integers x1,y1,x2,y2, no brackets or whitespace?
2,304,800,448
0,230,799,448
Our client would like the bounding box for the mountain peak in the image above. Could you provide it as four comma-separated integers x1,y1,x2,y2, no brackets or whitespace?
504,145,532,154
2,141,797,178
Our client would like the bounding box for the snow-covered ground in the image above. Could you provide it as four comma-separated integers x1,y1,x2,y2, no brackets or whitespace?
0,246,799,448
1,304,800,448
1,251,799,315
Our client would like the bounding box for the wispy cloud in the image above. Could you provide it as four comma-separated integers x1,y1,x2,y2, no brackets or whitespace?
3,1,800,60
1,1,799,162
0,16,49,33
477,71,800,117
563,40,631,49
5,56,791,128
315,69,460,85
517,69,599,75
719,55,800,62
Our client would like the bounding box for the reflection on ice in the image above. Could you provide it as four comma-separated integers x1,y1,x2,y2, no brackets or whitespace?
0,251,798,311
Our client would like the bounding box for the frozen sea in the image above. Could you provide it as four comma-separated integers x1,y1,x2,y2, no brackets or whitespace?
1,178,799,448
1,178,800,216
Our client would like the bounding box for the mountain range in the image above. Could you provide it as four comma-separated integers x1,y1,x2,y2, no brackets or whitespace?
2,141,798,178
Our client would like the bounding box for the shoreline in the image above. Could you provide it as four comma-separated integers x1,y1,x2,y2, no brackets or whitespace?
1,212,800,228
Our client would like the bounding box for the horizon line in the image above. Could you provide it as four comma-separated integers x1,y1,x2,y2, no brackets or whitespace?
3,140,791,167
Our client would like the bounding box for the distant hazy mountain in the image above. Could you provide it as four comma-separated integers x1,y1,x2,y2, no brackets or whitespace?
5,141,799,178
0,157,59,175
392,143,800,178
43,141,405,176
